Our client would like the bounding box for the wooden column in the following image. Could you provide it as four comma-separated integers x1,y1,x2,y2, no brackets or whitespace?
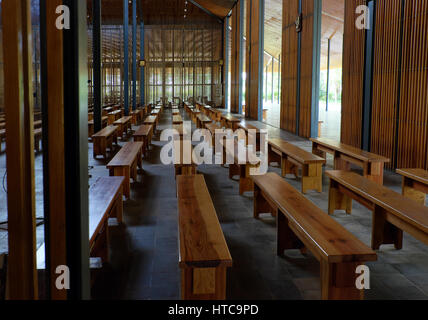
2,0,38,300
245,0,264,120
230,0,243,114
92,0,102,133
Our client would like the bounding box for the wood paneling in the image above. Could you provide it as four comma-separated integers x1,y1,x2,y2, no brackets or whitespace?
280,0,299,132
245,0,263,120
230,0,242,113
341,0,365,148
299,0,314,138
397,0,428,169
371,0,402,169
2,0,38,300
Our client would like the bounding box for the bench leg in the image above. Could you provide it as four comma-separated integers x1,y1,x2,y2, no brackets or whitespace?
111,167,130,199
372,205,403,250
402,177,426,205
267,145,281,167
328,181,352,215
333,155,351,171
181,267,227,300
112,189,123,224
90,221,109,264
229,163,240,180
239,165,254,195
320,260,363,300
302,163,323,194
277,211,305,256
253,185,275,219
281,158,298,178
364,162,384,185
312,143,326,159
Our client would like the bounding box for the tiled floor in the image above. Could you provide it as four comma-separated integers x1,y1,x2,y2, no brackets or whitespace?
1,108,428,300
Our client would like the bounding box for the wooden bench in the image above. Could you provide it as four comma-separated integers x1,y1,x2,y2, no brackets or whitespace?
252,172,377,300
205,123,222,148
224,140,261,195
114,116,133,139
196,114,212,129
107,110,123,124
310,137,390,185
107,142,144,198
144,115,158,133
92,125,118,159
396,168,428,205
221,114,241,130
173,114,183,125
88,116,108,137
172,108,180,115
89,176,125,264
133,124,153,157
177,174,233,300
238,120,266,151
34,128,42,152
268,138,326,194
326,170,428,250
190,109,201,124
173,139,197,177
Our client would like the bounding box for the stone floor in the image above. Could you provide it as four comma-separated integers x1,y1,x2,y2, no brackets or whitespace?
1,108,428,300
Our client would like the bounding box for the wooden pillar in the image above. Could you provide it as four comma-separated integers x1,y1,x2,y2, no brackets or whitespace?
40,0,90,299
2,0,38,300
123,0,129,115
92,0,102,133
223,17,230,110
230,0,244,114
245,0,264,120
132,0,137,111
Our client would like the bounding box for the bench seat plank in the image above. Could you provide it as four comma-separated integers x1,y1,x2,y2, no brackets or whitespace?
177,175,232,300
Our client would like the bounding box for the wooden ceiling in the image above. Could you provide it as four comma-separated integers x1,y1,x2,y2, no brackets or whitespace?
86,0,235,25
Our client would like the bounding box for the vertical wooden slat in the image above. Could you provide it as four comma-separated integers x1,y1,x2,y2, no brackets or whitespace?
230,2,240,113
2,0,38,299
341,0,365,147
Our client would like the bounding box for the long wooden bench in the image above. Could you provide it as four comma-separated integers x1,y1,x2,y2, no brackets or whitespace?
144,115,158,133
88,116,108,137
92,125,118,159
114,116,133,139
177,174,232,300
238,120,266,151
108,110,123,124
310,137,390,185
221,114,241,130
133,124,153,157
107,142,144,198
396,168,428,205
173,114,183,125
268,138,326,194
196,114,212,129
190,109,201,124
89,176,125,264
252,172,377,300
326,170,428,250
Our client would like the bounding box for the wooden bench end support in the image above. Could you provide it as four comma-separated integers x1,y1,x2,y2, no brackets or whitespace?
372,206,403,250
328,181,352,215
181,266,228,300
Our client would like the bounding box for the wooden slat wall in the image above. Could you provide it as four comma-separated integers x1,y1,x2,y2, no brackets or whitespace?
397,0,428,169
230,1,241,113
299,0,314,138
280,0,299,133
245,0,263,120
341,0,365,147
370,0,402,169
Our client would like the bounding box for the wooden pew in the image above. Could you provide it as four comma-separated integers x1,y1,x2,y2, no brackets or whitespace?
144,115,158,133
107,110,123,125
113,116,133,139
326,170,428,250
238,120,266,151
92,125,118,159
173,136,197,177
221,114,241,131
310,137,390,185
173,114,183,125
268,138,326,194
89,176,125,266
133,124,153,157
177,175,233,300
107,142,144,198
190,109,201,124
88,116,108,137
253,173,377,300
224,140,261,195
172,108,180,115
205,122,222,147
34,128,42,152
196,114,212,129
396,168,428,205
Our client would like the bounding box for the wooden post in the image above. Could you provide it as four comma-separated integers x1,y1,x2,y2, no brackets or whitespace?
2,0,38,300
